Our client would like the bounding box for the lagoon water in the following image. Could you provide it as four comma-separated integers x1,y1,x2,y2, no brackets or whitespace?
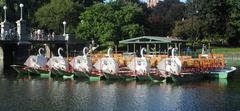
0,68,240,111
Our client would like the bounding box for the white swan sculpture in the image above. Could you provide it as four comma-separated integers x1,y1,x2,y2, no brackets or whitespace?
70,47,93,73
201,44,208,58
24,48,47,68
46,48,68,71
127,48,150,75
93,48,119,74
157,48,182,76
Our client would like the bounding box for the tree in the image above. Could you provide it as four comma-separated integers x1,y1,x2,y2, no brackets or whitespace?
145,0,185,36
227,0,240,46
172,17,203,40
73,0,103,7
35,0,83,33
197,0,229,38
75,2,144,46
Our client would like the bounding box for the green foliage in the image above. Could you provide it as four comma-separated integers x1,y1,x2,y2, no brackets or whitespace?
145,0,185,36
198,0,229,36
35,0,83,33
228,0,240,34
0,0,239,47
76,2,144,45
172,0,239,46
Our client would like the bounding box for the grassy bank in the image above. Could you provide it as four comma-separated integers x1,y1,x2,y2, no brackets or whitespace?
211,47,240,66
212,48,240,54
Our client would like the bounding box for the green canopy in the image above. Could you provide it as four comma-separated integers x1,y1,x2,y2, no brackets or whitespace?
119,36,186,44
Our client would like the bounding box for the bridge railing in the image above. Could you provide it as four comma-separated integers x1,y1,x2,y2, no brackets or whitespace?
29,34,67,41
0,33,69,41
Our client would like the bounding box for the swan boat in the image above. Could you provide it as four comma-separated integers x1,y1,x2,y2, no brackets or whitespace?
11,48,49,76
169,46,207,82
47,48,74,78
94,48,136,80
24,48,49,77
70,47,102,80
128,48,165,82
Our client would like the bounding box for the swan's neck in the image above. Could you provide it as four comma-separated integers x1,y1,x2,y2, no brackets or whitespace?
108,48,112,58
171,48,175,57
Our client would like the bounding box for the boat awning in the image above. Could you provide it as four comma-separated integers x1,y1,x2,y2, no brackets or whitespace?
119,36,186,44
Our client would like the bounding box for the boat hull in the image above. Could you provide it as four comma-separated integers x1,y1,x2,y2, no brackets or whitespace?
148,74,166,82
10,65,29,75
136,74,166,82
50,69,73,79
208,67,237,79
73,70,90,79
104,73,136,81
171,73,205,83
137,74,151,81
27,67,50,77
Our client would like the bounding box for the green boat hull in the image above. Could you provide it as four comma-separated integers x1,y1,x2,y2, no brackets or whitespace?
10,65,29,75
27,68,50,76
63,74,74,79
137,74,166,82
137,75,151,81
50,69,73,78
74,71,90,78
171,73,205,83
148,74,166,83
104,73,136,81
208,72,229,79
208,67,237,79
89,76,101,81
74,70,101,81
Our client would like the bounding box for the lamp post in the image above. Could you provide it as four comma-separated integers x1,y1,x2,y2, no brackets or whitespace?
63,21,68,59
19,3,24,20
63,21,66,36
3,6,7,22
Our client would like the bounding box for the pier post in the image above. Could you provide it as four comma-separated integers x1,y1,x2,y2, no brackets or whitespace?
0,21,11,40
16,20,27,40
178,43,181,56
147,44,149,54
16,3,28,41
133,44,136,53
0,6,11,40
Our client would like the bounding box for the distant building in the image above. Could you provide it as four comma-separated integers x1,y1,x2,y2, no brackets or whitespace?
147,0,159,8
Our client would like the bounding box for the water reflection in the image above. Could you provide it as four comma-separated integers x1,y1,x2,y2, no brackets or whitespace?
0,69,240,111
0,59,3,77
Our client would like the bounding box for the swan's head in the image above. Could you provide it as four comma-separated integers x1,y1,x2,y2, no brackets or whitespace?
38,48,44,55
83,47,89,57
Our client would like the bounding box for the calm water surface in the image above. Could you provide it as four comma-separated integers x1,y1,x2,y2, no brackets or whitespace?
1,68,240,111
